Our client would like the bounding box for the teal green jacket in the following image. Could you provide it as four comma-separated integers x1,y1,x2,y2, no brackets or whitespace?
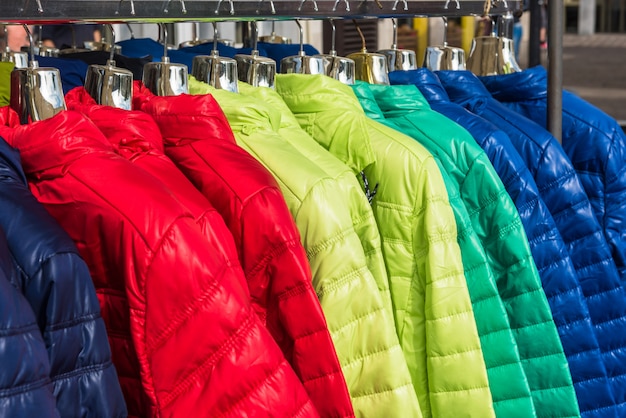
189,77,422,417
277,74,494,418
353,82,580,418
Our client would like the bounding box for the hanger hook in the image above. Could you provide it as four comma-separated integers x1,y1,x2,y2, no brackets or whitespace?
212,21,219,52
35,0,43,13
333,0,351,12
352,19,366,51
329,19,337,54
22,24,36,66
298,0,319,11
444,0,461,9
159,23,170,62
125,23,135,39
164,0,187,14
391,18,397,49
214,0,235,14
116,0,136,15
251,21,258,52
392,0,408,11
256,0,276,15
106,24,116,63
295,20,304,55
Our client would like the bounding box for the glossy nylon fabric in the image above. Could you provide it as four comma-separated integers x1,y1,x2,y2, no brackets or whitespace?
0,128,127,418
389,69,615,418
190,77,418,417
276,73,493,418
6,110,317,418
354,80,541,418
237,81,395,325
479,66,626,283
438,69,626,417
0,223,59,418
67,86,351,418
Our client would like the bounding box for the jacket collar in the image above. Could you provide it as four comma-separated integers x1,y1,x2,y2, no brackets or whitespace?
436,70,492,110
367,83,431,118
189,77,282,135
389,68,451,103
479,66,547,102
237,81,301,132
132,81,237,146
10,111,116,178
350,82,386,121
66,86,166,155
275,74,375,174
0,134,27,185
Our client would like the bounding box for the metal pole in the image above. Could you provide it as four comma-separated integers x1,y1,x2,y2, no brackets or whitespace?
547,0,563,142
528,0,541,66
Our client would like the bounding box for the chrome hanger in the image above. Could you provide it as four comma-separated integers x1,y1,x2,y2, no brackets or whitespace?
234,21,276,88
84,24,133,109
1,25,28,68
377,18,417,71
142,23,189,96
314,19,355,84
280,20,325,74
423,16,466,71
191,22,239,93
10,24,66,124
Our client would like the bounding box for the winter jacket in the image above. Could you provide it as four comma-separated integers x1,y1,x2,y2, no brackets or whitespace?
0,221,59,418
0,121,127,417
67,86,350,418
6,109,317,418
480,66,626,282
276,73,494,418
0,62,13,107
360,78,578,418
190,77,417,417
236,81,394,323
390,68,615,418
438,69,626,417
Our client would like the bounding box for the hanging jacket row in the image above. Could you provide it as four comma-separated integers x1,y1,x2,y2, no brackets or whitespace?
1,53,626,418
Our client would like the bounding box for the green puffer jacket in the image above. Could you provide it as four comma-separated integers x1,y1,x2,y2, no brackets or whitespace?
236,81,395,321
276,74,494,418
189,77,422,418
355,82,580,417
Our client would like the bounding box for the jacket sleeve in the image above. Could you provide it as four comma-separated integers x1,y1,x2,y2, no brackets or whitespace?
0,232,59,418
294,179,422,418
403,153,494,418
136,216,318,417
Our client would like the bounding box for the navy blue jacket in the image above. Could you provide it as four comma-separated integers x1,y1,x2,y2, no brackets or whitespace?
480,66,626,282
0,138,127,417
0,224,59,418
390,68,617,418
435,69,626,416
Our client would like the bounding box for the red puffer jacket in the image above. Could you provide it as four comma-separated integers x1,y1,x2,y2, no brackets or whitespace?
65,87,239,263
132,83,354,418
4,108,318,418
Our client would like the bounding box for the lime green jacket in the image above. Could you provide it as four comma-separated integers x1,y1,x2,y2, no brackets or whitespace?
276,74,494,418
189,77,422,417
0,62,14,107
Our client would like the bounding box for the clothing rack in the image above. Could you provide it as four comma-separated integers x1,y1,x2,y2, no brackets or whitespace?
1,0,564,138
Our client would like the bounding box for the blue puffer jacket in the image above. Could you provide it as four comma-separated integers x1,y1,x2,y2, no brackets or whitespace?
479,66,626,282
0,223,59,418
437,69,626,417
389,68,615,417
0,137,127,417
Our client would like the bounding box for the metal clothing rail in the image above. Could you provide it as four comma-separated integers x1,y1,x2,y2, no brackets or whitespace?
2,0,521,22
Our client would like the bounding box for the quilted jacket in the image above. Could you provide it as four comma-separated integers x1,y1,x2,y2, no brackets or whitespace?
360,79,584,418
190,78,418,417
389,69,615,418
0,124,127,418
438,69,626,417
276,74,494,418
236,82,395,322
0,223,59,418
480,66,626,281
67,86,351,418
6,110,317,418
133,84,352,417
